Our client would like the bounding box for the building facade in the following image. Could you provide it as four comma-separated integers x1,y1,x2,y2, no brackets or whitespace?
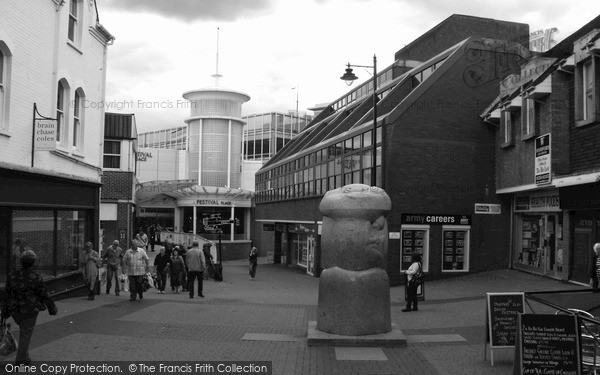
0,0,113,294
100,113,138,250
482,15,600,284
253,14,530,284
135,87,255,260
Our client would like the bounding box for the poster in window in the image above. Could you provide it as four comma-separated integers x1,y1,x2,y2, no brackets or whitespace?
401,230,426,270
523,231,532,239
522,239,530,249
442,230,467,271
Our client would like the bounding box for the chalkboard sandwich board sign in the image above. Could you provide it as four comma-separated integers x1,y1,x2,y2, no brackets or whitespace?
514,313,580,375
485,292,525,366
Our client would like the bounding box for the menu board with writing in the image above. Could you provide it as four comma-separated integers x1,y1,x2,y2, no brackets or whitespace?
401,229,425,270
442,230,466,271
487,293,525,348
515,314,580,375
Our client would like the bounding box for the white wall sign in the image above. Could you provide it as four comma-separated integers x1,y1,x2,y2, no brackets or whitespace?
535,134,551,185
475,203,501,214
34,119,57,150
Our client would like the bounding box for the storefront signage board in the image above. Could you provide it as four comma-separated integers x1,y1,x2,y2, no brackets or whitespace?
513,313,580,375
401,213,471,226
515,190,559,212
535,133,551,185
485,292,524,366
475,203,501,214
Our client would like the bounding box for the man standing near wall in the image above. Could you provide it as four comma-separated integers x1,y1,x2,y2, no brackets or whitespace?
102,240,123,296
186,241,206,299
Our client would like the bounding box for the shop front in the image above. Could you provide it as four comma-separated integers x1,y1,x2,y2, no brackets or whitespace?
511,189,565,279
272,222,318,275
559,182,600,284
0,168,99,295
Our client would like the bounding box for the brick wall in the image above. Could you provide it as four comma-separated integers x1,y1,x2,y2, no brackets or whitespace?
101,171,134,200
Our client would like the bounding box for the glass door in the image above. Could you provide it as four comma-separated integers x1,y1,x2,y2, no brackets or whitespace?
544,215,557,278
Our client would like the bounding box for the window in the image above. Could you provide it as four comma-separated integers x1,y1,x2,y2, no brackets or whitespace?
56,82,66,144
521,98,536,139
501,110,514,146
442,226,470,272
68,0,80,44
583,60,594,121
575,55,598,126
72,90,83,150
400,225,429,273
103,140,121,169
0,48,5,131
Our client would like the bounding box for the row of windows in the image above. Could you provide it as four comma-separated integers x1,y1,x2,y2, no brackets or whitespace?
501,54,599,146
57,80,86,151
138,127,187,150
255,129,381,203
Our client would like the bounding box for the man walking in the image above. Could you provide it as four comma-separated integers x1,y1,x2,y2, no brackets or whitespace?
123,239,150,302
102,240,123,296
186,241,206,298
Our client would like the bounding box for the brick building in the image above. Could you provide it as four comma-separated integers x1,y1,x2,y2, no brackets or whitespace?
253,15,529,284
100,113,138,250
481,14,600,284
0,0,113,294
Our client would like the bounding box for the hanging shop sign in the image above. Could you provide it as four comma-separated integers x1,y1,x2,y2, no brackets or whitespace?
401,213,471,226
34,119,57,151
535,133,551,185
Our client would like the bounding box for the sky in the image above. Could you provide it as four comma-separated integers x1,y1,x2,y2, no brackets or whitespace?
99,0,600,133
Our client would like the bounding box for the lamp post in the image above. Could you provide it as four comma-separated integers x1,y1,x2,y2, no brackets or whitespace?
340,54,380,188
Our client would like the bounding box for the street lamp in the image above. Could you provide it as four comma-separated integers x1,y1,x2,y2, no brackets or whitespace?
340,54,380,188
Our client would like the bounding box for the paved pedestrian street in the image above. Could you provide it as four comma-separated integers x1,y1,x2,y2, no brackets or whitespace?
0,258,585,375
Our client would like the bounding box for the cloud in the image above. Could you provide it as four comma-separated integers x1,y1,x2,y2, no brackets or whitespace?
103,0,275,22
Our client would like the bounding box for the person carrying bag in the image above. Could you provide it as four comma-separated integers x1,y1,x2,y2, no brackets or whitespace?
1,250,57,364
401,253,423,312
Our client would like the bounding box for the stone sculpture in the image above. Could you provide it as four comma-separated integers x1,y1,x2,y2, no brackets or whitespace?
317,184,392,336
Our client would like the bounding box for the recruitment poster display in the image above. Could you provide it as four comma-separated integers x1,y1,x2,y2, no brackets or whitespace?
485,292,525,366
513,313,580,375
401,229,425,270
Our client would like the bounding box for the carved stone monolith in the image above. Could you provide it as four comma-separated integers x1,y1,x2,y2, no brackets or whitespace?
316,184,392,336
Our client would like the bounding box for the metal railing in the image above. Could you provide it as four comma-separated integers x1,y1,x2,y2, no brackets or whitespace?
525,289,600,374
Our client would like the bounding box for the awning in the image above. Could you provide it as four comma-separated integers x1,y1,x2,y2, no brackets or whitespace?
553,172,600,187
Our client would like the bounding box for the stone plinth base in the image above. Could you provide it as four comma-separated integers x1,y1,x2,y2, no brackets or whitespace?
307,321,407,347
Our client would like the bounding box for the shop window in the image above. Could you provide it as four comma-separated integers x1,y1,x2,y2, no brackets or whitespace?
103,140,121,169
517,216,542,268
501,110,515,147
441,226,470,272
293,234,308,268
521,98,537,140
575,56,599,126
400,225,429,272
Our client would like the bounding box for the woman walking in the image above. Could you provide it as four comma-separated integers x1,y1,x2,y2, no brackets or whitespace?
82,242,101,300
169,248,185,294
1,250,57,365
249,247,259,280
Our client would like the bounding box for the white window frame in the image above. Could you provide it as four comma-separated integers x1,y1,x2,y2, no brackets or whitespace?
583,59,594,121
67,0,83,47
0,43,10,134
441,225,471,273
522,98,536,139
501,110,513,146
72,89,83,152
400,224,429,273
56,81,67,145
103,140,121,170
